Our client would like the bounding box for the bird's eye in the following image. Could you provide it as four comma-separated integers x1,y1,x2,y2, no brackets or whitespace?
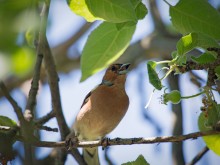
111,66,116,71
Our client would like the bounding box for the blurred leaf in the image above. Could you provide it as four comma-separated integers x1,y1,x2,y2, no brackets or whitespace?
147,61,162,90
67,0,101,22
11,47,35,77
191,52,216,64
0,54,11,79
0,116,17,128
198,105,220,156
122,155,150,165
81,22,136,81
177,33,219,56
170,0,220,39
0,0,38,52
25,29,36,48
85,0,137,23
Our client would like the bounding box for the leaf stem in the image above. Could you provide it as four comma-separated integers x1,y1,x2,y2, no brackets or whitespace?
160,67,174,80
181,91,205,99
156,60,171,65
163,0,171,6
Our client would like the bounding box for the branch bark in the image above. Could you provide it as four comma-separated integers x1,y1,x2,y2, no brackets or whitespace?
17,130,220,148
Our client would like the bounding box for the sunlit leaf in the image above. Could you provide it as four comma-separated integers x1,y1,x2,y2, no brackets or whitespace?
170,0,220,39
81,22,136,81
67,0,101,22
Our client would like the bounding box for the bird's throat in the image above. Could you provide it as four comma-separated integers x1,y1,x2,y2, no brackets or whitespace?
101,80,114,86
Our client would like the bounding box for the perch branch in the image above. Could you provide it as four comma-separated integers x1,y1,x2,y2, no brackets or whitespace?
18,130,220,148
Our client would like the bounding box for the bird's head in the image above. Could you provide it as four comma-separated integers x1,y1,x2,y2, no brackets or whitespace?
102,63,130,86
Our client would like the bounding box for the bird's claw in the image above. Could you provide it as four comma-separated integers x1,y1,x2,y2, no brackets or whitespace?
101,137,109,150
65,136,79,151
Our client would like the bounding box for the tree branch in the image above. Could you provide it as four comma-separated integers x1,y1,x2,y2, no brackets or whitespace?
25,54,43,121
35,110,55,125
0,82,24,122
149,0,167,34
18,130,219,148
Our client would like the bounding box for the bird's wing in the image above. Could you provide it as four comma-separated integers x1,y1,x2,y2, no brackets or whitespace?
80,84,101,109
80,81,113,109
80,91,92,109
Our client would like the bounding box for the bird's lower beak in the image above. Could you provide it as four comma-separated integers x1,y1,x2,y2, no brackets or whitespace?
118,63,130,75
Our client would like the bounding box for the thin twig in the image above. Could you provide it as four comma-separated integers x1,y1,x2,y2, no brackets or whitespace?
187,146,209,165
18,130,220,148
36,125,58,132
35,110,55,125
0,82,24,122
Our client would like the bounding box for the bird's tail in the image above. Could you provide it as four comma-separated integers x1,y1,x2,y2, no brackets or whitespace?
83,147,100,165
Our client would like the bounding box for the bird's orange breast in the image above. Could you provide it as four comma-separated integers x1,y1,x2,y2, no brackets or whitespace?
75,84,129,140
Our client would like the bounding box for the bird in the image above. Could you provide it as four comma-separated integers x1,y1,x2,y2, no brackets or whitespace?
66,63,130,165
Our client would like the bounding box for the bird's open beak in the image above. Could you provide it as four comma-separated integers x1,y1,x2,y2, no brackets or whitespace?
118,63,130,75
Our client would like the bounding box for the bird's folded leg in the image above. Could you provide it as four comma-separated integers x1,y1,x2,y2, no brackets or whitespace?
65,136,79,151
101,137,110,150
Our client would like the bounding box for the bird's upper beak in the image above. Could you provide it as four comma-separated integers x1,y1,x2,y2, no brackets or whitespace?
118,63,130,75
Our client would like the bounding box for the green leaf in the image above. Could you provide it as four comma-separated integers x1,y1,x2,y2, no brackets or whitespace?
0,0,38,52
147,61,162,90
0,116,17,162
176,55,187,66
177,33,219,56
198,110,220,156
171,51,178,59
85,0,137,23
191,52,216,64
170,0,220,39
122,155,150,165
130,0,148,20
0,116,17,128
81,22,136,81
67,0,102,22
215,66,220,79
